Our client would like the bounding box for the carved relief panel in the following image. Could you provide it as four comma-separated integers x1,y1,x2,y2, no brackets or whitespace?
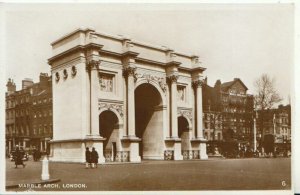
99,73,114,93
177,85,186,102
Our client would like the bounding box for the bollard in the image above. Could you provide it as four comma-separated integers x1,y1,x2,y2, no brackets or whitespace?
41,156,50,180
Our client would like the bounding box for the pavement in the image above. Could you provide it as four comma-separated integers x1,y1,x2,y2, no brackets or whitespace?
5,156,291,192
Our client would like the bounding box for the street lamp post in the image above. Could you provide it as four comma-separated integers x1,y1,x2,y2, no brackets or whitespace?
253,111,257,152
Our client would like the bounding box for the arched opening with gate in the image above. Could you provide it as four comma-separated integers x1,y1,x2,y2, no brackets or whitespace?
135,83,164,160
178,116,191,157
99,110,119,162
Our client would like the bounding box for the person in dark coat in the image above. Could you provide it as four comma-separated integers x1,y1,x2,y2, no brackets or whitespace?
33,148,37,161
91,147,99,168
85,147,92,168
14,147,25,168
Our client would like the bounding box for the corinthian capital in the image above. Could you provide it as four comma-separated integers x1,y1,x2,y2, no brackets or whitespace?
86,60,99,71
192,79,204,88
167,74,178,84
123,65,137,78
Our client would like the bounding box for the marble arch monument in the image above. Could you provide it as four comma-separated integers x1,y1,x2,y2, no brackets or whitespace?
48,28,208,163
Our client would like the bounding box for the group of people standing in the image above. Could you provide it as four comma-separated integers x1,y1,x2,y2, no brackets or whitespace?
85,147,99,168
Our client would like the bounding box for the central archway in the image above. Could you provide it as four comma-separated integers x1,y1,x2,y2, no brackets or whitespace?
135,83,164,160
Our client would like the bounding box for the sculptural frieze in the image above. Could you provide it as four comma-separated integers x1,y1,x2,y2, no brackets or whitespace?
135,72,167,94
98,102,123,118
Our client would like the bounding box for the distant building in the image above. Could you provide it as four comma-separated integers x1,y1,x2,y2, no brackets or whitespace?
202,78,254,147
256,104,291,146
5,73,52,154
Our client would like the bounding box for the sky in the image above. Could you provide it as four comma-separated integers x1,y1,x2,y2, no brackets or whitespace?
3,3,294,105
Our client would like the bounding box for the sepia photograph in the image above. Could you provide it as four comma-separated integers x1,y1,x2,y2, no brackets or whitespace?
0,1,297,194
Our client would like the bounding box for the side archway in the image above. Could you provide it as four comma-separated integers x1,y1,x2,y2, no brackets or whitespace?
99,110,121,162
178,116,192,159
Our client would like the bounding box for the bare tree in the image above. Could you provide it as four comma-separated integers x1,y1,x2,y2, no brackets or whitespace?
254,74,282,110
254,74,282,151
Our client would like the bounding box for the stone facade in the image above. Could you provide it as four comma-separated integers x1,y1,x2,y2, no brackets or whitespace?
48,28,208,163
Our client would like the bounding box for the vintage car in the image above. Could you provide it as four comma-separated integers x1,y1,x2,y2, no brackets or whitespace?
9,150,29,161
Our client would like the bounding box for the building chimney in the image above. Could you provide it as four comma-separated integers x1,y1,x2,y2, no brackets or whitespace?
22,78,34,89
39,73,49,88
214,79,221,88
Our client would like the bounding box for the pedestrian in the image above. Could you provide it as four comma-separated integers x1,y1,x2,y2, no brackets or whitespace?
91,147,99,168
32,147,37,161
14,147,26,168
85,147,92,168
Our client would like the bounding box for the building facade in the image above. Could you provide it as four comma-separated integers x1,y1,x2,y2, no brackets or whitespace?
256,104,291,148
30,73,53,153
5,73,52,154
202,78,254,148
48,28,208,163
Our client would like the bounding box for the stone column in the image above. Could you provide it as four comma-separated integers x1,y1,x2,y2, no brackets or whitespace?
166,73,183,160
126,66,136,137
122,65,141,162
40,141,43,151
45,141,47,151
86,59,105,163
193,80,204,139
91,63,100,136
192,79,208,159
23,140,26,148
167,74,179,138
87,60,101,137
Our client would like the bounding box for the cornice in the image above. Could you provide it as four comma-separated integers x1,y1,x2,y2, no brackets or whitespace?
48,43,103,65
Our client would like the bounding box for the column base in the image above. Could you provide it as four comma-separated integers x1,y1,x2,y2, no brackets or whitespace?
191,137,208,160
49,137,106,163
174,141,183,160
199,142,208,160
121,137,141,163
165,137,183,160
